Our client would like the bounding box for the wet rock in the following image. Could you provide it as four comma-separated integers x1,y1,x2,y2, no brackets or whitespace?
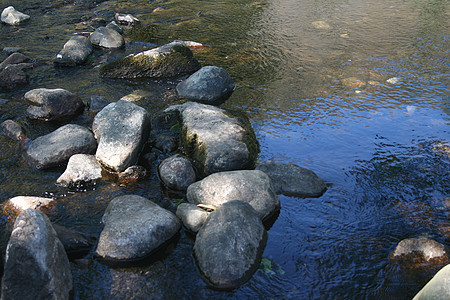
106,21,123,34
1,6,30,25
391,237,449,265
176,66,235,105
24,88,84,122
1,209,72,299
187,170,279,221
56,154,102,188
167,102,259,177
90,26,125,49
99,42,201,79
52,224,94,259
194,200,267,290
2,47,21,56
0,53,33,90
153,134,178,153
24,124,97,169
0,52,29,69
4,196,56,214
312,21,331,30
256,160,327,197
115,13,140,27
118,165,147,184
95,195,181,261
387,77,402,84
88,95,110,114
0,119,26,141
119,89,150,102
176,203,209,233
413,264,450,300
158,154,196,191
140,151,157,169
54,36,93,66
92,100,151,172
341,77,366,88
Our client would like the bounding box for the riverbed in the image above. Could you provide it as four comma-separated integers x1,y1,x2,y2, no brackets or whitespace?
0,0,449,298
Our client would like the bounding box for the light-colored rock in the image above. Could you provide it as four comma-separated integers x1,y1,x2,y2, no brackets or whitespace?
176,203,210,233
5,196,55,213
115,13,140,27
1,6,30,25
56,154,102,187
391,237,449,262
90,26,124,49
312,21,331,30
413,264,450,300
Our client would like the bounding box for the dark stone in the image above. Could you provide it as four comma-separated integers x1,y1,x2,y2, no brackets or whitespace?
52,223,94,259
90,26,124,49
118,165,147,184
0,52,30,70
176,66,235,105
88,96,110,114
54,36,93,66
256,160,327,197
158,154,196,191
2,47,21,56
0,119,26,141
153,134,178,153
1,209,72,299
106,21,123,34
140,151,157,169
194,200,267,290
0,63,33,90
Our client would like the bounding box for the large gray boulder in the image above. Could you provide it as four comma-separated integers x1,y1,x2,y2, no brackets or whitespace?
1,209,72,299
89,26,124,49
54,36,93,66
167,102,259,177
194,200,267,290
1,6,30,25
187,170,279,221
256,160,327,197
56,154,103,188
158,154,196,191
176,66,235,105
413,264,450,300
95,195,181,261
24,124,97,169
92,100,150,172
99,41,200,79
24,88,84,121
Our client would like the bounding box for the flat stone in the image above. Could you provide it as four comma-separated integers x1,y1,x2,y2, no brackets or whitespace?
1,6,30,25
176,203,209,233
54,36,93,66
56,154,103,188
5,196,55,213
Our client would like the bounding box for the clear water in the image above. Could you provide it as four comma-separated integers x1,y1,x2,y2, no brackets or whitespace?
0,0,449,298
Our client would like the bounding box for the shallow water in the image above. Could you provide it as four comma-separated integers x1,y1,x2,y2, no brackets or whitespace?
0,0,449,298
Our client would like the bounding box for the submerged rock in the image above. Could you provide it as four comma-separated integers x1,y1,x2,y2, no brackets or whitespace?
167,102,259,177
256,160,327,197
187,170,280,221
1,209,72,299
24,88,84,121
95,195,181,262
194,200,267,290
176,66,235,105
90,26,124,49
24,124,97,169
92,100,151,172
0,119,26,141
4,196,56,214
54,36,93,66
413,264,450,300
52,224,94,259
99,42,200,79
158,154,196,191
88,96,110,114
117,165,147,184
1,6,30,25
176,203,210,233
56,154,103,188
391,237,449,266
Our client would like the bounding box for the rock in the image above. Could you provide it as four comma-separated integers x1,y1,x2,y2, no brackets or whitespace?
387,77,402,84
341,77,366,88
90,26,125,49
158,154,196,191
119,89,150,102
1,209,72,299
3,196,56,214
391,237,449,265
92,100,151,172
24,124,97,169
256,161,327,197
0,55,33,90
95,195,181,262
312,21,331,30
2,47,21,56
54,36,93,66
88,96,110,114
0,52,30,69
115,13,140,27
140,151,157,169
56,154,103,188
24,88,84,121
99,42,201,79
1,6,30,25
413,264,450,300
1,119,26,141
167,102,259,177
153,134,178,153
52,224,94,259
176,203,209,233
194,200,267,289
187,170,279,221
106,21,123,34
118,165,147,184
176,66,235,105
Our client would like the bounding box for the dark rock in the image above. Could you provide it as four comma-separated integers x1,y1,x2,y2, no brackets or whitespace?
2,47,21,56
115,13,140,27
176,203,209,233
92,100,151,172
1,209,72,299
52,224,94,259
256,160,327,197
413,264,450,299
90,26,125,49
54,36,93,66
0,63,33,90
99,42,201,79
24,124,97,169
1,119,26,141
187,170,280,221
176,66,235,105
118,165,147,184
167,102,259,177
1,6,30,25
95,195,181,261
106,21,123,34
88,96,110,114
0,52,30,70
140,151,157,169
194,200,267,290
24,88,84,122
153,134,178,153
390,237,449,265
151,110,180,132
56,154,102,188
158,154,196,191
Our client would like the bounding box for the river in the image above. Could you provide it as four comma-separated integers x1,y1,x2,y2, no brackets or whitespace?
0,0,449,298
